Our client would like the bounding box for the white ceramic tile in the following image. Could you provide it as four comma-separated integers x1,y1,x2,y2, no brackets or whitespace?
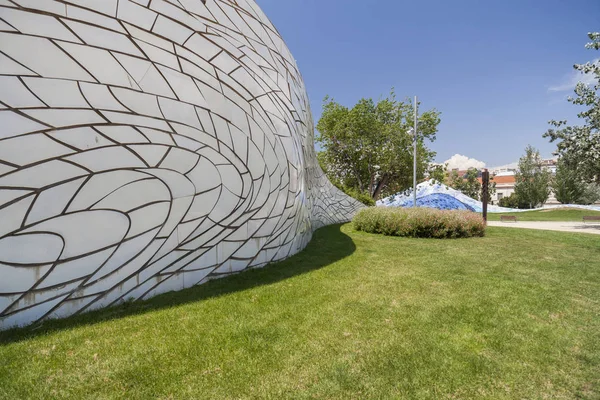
171,133,202,152
158,147,199,174
7,280,83,313
176,218,204,242
181,60,221,93
92,178,171,212
152,15,193,45
0,232,63,265
65,0,118,17
65,5,124,33
100,111,171,131
184,33,222,61
38,247,116,288
126,202,170,238
184,187,220,221
95,125,149,144
173,0,212,20
26,178,85,225
217,164,243,196
137,64,177,98
134,40,179,70
182,268,212,286
0,294,19,315
23,109,104,129
22,210,130,259
11,0,67,17
0,33,93,81
150,0,206,32
141,273,184,300
0,76,45,108
86,228,158,283
79,82,129,112
158,97,201,128
46,295,97,320
0,133,73,166
0,294,68,330
128,144,169,167
0,0,365,329
138,127,175,145
211,51,239,74
157,65,208,107
0,195,34,237
64,19,142,56
67,170,150,211
0,8,79,42
142,169,195,199
195,107,216,136
66,146,145,172
56,41,135,88
50,127,114,150
23,77,89,108
186,157,221,192
117,0,157,30
0,189,31,208
123,22,173,52
110,87,162,117
0,160,87,189
209,187,240,222
170,123,217,149
161,248,206,274
0,110,47,140
158,196,193,236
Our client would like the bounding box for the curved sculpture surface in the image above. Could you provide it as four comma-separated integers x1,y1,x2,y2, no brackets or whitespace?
0,0,363,329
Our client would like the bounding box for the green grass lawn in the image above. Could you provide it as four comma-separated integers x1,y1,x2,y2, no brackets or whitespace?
487,208,600,222
1,225,600,399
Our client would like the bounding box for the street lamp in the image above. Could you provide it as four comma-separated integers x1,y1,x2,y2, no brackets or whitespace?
407,96,418,208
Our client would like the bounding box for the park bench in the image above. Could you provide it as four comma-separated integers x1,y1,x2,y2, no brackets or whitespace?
500,215,518,223
583,215,600,223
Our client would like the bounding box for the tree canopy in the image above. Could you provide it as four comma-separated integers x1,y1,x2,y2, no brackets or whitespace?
448,168,496,202
316,90,441,200
514,145,552,209
553,158,600,205
544,32,600,183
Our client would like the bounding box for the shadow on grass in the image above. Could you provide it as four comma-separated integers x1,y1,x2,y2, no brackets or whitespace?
0,224,356,345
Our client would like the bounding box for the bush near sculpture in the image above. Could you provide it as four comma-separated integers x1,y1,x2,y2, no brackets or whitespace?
353,207,486,238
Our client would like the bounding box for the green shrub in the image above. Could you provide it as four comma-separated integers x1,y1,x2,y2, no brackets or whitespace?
343,187,376,206
353,207,486,239
498,193,531,209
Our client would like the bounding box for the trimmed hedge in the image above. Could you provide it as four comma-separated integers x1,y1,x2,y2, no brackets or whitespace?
353,207,486,239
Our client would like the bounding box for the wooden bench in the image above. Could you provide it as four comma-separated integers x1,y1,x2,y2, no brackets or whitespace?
583,215,600,223
500,215,518,223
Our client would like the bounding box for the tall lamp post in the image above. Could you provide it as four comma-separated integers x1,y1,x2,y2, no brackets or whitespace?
408,96,418,208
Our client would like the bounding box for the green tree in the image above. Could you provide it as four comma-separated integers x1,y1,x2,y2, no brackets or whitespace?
544,32,600,183
317,152,374,206
580,183,600,205
316,90,441,200
552,158,587,204
514,145,552,209
448,168,480,199
428,164,447,184
448,168,496,201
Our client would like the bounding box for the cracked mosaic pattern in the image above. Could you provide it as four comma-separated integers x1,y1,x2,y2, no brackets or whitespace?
0,0,363,330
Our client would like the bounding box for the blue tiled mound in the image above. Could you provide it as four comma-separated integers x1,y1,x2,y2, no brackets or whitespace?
394,193,476,212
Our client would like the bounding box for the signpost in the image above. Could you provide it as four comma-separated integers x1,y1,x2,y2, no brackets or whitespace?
482,169,489,223
413,96,418,208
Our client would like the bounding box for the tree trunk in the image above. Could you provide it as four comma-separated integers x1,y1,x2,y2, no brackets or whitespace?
372,174,389,200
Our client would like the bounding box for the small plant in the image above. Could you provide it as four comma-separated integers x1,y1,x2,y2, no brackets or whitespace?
353,207,485,239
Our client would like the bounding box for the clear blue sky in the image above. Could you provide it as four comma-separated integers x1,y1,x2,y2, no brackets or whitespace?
257,0,599,167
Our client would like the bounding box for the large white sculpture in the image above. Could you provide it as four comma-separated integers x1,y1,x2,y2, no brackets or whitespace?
0,0,362,330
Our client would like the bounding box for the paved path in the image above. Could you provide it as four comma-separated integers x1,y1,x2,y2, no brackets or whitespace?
487,221,600,235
